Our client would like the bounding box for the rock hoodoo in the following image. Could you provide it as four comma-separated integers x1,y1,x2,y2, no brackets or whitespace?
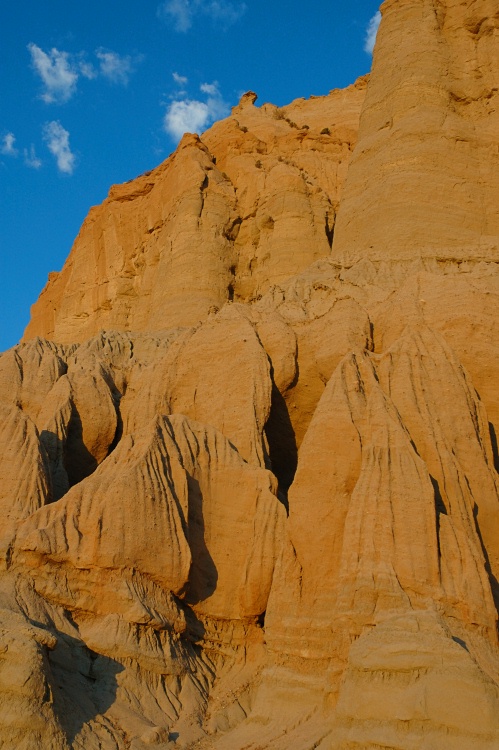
2,1,499,748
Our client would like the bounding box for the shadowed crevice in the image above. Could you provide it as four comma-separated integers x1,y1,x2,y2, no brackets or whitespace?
40,390,123,503
430,475,447,516
184,475,218,606
431,474,447,560
472,502,499,621
40,430,70,502
264,383,298,508
489,421,499,474
64,403,98,486
325,213,334,248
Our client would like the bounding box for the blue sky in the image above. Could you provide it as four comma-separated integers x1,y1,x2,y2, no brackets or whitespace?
0,0,381,352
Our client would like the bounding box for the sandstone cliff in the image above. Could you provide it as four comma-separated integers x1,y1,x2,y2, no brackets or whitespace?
2,1,499,749
24,79,367,344
333,0,499,263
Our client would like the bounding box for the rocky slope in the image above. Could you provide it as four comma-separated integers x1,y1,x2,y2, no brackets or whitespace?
2,1,499,749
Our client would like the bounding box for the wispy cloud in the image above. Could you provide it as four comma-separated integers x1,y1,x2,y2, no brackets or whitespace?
364,11,381,55
199,82,219,96
28,43,78,103
173,71,188,86
1,133,18,157
158,0,246,33
206,0,246,27
164,81,229,141
2,133,42,169
96,49,135,85
24,145,42,169
28,44,140,102
160,0,192,31
43,121,75,174
79,59,98,80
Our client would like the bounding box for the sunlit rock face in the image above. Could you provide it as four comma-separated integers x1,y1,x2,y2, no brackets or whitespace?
332,0,499,265
2,2,499,748
24,78,367,344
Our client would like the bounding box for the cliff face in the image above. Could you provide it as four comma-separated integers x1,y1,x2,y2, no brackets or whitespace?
24,79,367,343
2,2,499,749
333,0,499,263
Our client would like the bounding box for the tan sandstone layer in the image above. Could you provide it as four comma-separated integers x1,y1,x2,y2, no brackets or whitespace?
1,1,499,749
333,0,499,263
24,78,367,344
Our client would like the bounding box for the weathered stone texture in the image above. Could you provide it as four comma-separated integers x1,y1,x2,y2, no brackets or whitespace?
2,2,499,747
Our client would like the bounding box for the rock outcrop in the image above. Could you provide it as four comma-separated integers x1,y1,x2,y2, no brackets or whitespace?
333,0,499,264
2,1,499,748
24,78,367,343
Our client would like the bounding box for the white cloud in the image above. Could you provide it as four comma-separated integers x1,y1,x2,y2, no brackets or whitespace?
200,81,228,119
159,0,192,31
205,0,246,27
79,60,98,80
200,82,218,96
164,81,229,141
43,121,75,174
28,43,78,103
2,133,42,169
28,44,139,101
364,11,381,55
1,133,18,156
158,0,246,32
173,71,188,86
165,99,211,139
96,49,134,85
24,145,42,169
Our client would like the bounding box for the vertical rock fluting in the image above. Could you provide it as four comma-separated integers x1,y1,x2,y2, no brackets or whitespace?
23,80,366,344
332,0,499,263
261,328,499,748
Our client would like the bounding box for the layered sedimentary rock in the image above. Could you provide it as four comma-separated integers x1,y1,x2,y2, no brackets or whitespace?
2,1,499,748
24,78,367,343
333,0,499,263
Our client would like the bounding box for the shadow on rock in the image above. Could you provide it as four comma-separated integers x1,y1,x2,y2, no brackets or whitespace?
183,476,218,606
265,383,297,507
48,631,125,745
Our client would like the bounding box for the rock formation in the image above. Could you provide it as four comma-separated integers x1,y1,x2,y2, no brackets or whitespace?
2,1,499,748
24,78,367,343
333,0,499,264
